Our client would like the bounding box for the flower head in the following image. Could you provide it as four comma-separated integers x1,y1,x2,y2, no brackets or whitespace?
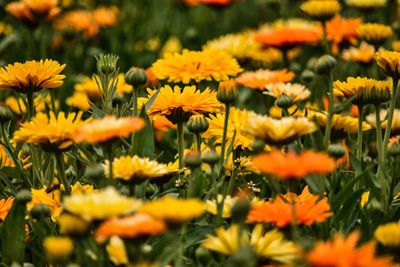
73,115,144,144
0,197,14,221
54,10,99,37
0,59,65,93
152,49,242,84
374,221,400,247
236,69,295,90
346,0,386,8
28,186,62,220
301,0,341,20
357,23,393,44
6,0,61,23
264,82,311,104
43,236,73,260
106,236,128,265
342,42,375,64
375,50,400,77
252,150,336,180
325,15,361,54
366,109,400,132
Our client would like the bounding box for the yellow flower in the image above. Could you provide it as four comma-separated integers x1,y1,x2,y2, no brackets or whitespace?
245,115,317,145
342,42,375,64
43,236,73,260
392,41,400,52
71,182,96,195
204,108,260,150
202,224,248,255
333,77,391,104
0,144,15,167
63,187,142,221
375,50,400,77
106,236,129,265
0,23,12,36
366,109,400,131
374,221,400,247
147,85,224,123
58,213,90,235
357,23,393,44
300,0,341,20
139,196,205,223
236,69,295,90
152,49,242,84
74,74,132,98
0,59,65,93
264,83,311,103
206,195,238,218
160,36,182,57
28,186,62,220
361,191,370,207
346,0,386,8
13,112,86,152
66,92,91,111
104,155,173,182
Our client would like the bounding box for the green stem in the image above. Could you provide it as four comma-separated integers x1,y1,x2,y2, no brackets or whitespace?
105,143,114,180
374,104,383,166
26,91,35,120
356,104,364,172
177,121,185,169
220,104,230,166
49,90,57,114
323,73,334,148
195,133,201,152
55,152,70,194
132,88,138,117
0,123,24,172
382,77,399,157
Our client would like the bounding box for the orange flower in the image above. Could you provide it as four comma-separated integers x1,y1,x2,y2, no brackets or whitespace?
153,116,176,141
54,10,98,38
96,213,166,240
236,69,295,90
326,15,361,54
74,116,145,144
247,187,333,227
307,232,395,267
0,197,14,221
252,150,336,180
92,6,118,27
6,0,60,23
184,0,235,6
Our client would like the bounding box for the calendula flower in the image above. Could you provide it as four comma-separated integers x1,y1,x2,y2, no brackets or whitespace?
247,187,333,227
342,42,375,64
325,15,361,54
13,112,86,152
392,41,400,52
146,85,224,123
66,92,91,111
63,187,142,221
0,59,65,93
252,150,336,180
357,23,393,44
6,94,57,115
103,155,174,182
206,195,238,218
0,144,15,167
54,10,98,37
58,213,90,235
236,69,295,90
70,182,95,195
375,50,400,77
106,236,128,265
203,32,281,64
73,115,144,144
202,224,248,255
152,49,242,84
183,0,236,6
139,196,205,223
6,0,61,23
300,0,341,20
28,186,63,220
204,108,258,150
264,83,311,103
74,74,131,99
374,221,400,247
96,213,166,240
0,197,14,221
307,232,395,267
245,115,317,145
43,236,73,260
346,0,386,8
92,6,118,27
366,109,400,132
255,19,323,49
333,77,392,104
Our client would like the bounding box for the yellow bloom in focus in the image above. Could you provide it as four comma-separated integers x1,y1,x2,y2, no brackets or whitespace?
342,42,375,64
106,236,128,265
375,50,400,78
245,115,317,145
236,69,295,90
74,74,132,98
357,23,393,44
206,195,238,218
139,196,205,223
66,92,91,111
29,186,62,220
63,187,142,221
346,0,386,8
13,112,85,152
43,236,73,260
374,221,400,247
264,83,311,103
104,155,174,182
147,85,224,123
0,59,65,93
301,0,341,20
152,49,242,84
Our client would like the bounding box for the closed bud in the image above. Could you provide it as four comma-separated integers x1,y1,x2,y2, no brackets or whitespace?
0,106,13,123
327,144,346,159
388,142,400,157
300,69,315,83
186,114,209,133
202,150,220,165
84,164,104,179
15,189,32,203
184,150,202,169
125,67,148,87
217,79,238,104
275,94,293,108
31,204,51,219
96,54,119,75
231,198,251,223
314,55,337,75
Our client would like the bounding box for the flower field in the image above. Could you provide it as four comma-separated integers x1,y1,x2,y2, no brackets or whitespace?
0,0,400,266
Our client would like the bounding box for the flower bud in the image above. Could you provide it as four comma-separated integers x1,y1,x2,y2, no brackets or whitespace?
217,79,238,104
314,55,337,75
275,94,293,108
231,198,251,223
125,67,148,87
84,164,104,179
184,150,202,169
300,69,315,83
186,114,209,134
327,144,346,159
96,54,119,75
202,150,220,165
0,106,13,123
15,189,32,203
30,204,51,219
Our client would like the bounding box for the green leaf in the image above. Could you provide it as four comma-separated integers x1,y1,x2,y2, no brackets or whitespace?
132,107,155,158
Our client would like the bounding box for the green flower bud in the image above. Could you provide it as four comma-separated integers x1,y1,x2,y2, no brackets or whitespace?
275,94,293,108
125,67,148,87
300,69,315,83
231,198,251,223
217,79,238,104
184,150,202,169
96,54,119,74
186,114,209,134
314,55,337,75
84,164,104,179
327,144,346,159
15,189,32,203
30,204,51,219
202,150,220,165
0,106,13,123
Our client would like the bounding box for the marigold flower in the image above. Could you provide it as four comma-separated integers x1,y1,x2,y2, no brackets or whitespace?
54,10,98,37
43,236,73,260
0,144,15,168
0,197,14,221
202,224,248,255
252,150,336,180
366,109,400,132
92,6,118,27
375,50,400,78
152,49,242,84
374,221,400,247
357,23,393,44
0,59,65,93
147,85,224,123
106,236,128,265
264,82,311,104
392,41,400,52
74,74,132,99
58,213,90,235
66,92,91,111
307,232,395,267
6,94,57,115
96,213,166,240
206,195,238,218
301,0,341,20
183,0,236,6
236,69,295,90
325,15,361,54
6,0,61,23
346,0,386,8
73,115,144,144
63,187,142,221
13,112,86,152
342,42,375,64
245,115,317,145
139,196,205,223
